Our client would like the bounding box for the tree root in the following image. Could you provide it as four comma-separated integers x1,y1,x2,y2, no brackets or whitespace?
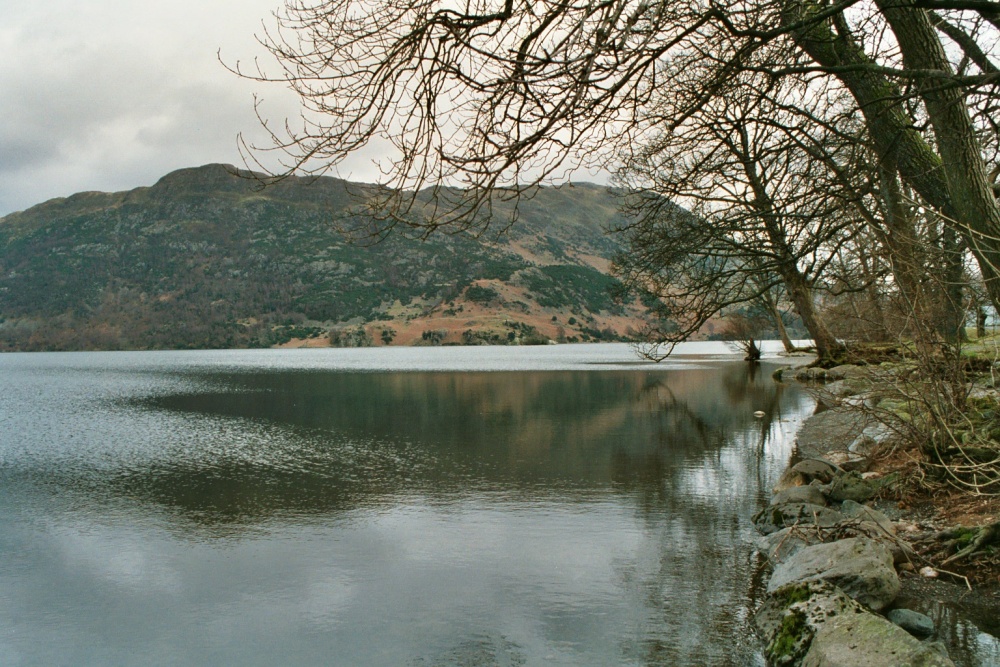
938,521,1000,565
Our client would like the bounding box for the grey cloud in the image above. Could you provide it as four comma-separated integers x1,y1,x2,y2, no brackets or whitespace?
0,0,295,217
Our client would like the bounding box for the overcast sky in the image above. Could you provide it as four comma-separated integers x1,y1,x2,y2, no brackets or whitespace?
0,0,389,217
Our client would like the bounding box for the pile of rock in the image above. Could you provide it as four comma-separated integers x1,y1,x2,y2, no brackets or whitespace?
753,436,954,665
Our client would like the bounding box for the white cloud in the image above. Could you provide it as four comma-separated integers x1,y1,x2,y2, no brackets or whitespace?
0,0,607,217
0,0,311,215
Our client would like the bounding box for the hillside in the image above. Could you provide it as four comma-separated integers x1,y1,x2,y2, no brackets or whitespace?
0,164,652,351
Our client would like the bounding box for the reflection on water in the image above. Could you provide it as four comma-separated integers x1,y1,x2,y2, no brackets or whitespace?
893,589,1000,666
0,347,989,665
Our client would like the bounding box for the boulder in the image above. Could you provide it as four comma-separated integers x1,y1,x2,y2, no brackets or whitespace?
795,409,868,460
767,537,900,611
754,503,847,536
818,379,872,407
826,471,877,503
791,459,839,483
839,500,895,536
825,365,870,381
802,611,954,666
816,381,851,408
886,608,936,639
773,467,809,493
754,581,863,667
821,450,870,473
758,528,824,567
848,423,895,457
796,367,828,382
771,485,829,507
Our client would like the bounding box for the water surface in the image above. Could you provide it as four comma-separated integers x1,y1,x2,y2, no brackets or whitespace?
0,343,944,665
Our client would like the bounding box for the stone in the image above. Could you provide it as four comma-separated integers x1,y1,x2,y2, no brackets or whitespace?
826,365,869,381
840,394,873,409
821,450,870,473
920,566,939,578
759,528,824,567
771,485,829,507
823,367,847,382
796,367,829,382
768,537,900,611
795,409,868,460
819,379,872,405
839,500,895,536
773,467,809,493
754,503,847,536
792,459,839,483
887,608,936,639
826,471,877,503
754,581,864,667
802,610,954,666
848,423,895,457
816,381,852,408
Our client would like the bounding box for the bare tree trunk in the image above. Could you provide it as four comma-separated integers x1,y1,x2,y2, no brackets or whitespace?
877,163,940,356
939,226,967,343
762,290,796,352
855,243,889,339
734,124,844,363
782,268,843,363
784,0,1000,313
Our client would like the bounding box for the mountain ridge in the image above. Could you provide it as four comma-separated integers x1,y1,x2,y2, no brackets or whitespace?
0,164,650,351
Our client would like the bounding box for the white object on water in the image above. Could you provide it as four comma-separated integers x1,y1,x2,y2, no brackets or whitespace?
753,411,766,418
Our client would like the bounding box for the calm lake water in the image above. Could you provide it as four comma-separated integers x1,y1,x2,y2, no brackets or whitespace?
0,343,994,666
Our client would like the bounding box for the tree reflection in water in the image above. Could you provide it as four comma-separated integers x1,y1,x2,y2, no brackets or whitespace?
0,356,819,666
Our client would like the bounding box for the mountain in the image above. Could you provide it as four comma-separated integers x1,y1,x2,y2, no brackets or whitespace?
0,164,652,351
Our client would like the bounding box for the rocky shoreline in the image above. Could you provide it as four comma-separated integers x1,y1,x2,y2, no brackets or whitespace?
752,366,957,666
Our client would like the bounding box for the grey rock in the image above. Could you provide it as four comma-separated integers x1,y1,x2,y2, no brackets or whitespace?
827,471,877,503
796,367,828,382
816,381,853,408
792,459,839,483
754,503,847,536
848,423,895,457
823,367,848,382
768,537,900,611
847,436,878,457
754,581,863,667
968,386,1000,401
839,500,895,536
820,379,872,404
840,394,874,409
887,608,936,639
758,527,824,566
826,365,870,381
802,610,954,666
821,450,870,473
796,409,868,460
771,485,829,507
773,467,809,494
848,522,915,565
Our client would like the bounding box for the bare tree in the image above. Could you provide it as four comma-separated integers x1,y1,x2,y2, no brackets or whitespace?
612,70,856,361
780,0,1000,307
236,0,1000,313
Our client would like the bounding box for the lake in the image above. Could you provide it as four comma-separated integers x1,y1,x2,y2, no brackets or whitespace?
0,343,992,665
